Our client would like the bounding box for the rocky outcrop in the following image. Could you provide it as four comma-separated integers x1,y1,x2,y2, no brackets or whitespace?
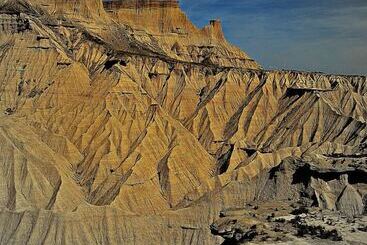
210,161,367,244
99,0,259,68
202,19,225,41
0,13,31,32
0,0,106,18
103,0,180,9
336,184,364,217
0,0,366,244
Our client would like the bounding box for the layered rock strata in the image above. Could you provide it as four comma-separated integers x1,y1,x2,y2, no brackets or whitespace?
0,0,366,244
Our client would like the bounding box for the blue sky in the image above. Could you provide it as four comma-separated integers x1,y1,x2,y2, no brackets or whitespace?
180,0,367,75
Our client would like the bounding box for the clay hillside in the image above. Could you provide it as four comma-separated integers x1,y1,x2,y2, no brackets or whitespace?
0,0,366,244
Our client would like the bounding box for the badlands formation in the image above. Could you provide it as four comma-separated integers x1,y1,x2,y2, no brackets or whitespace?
0,0,366,244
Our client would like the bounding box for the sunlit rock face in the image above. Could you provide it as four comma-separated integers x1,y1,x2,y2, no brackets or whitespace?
0,0,366,244
103,0,180,9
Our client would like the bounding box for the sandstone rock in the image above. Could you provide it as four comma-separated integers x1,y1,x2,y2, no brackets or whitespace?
336,184,364,217
310,174,365,217
311,177,338,211
0,0,366,244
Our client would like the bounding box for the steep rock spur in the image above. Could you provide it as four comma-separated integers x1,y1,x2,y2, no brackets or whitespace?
0,0,366,244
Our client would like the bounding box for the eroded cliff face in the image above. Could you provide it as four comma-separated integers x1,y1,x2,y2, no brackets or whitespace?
0,0,366,244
